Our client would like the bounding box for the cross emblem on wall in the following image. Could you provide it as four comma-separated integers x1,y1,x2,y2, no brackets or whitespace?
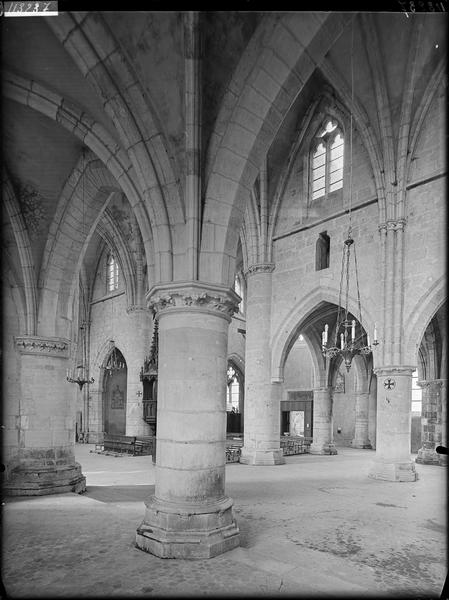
383,378,396,390
136,390,142,397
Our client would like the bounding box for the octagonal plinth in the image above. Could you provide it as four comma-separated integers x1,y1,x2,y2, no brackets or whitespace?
136,496,240,559
4,463,86,496
240,448,284,465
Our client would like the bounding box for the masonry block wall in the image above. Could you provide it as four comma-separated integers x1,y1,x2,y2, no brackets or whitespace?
283,341,314,391
405,84,445,286
87,250,152,440
2,284,23,479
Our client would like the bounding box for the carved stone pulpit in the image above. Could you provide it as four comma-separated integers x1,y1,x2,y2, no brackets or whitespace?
140,319,158,437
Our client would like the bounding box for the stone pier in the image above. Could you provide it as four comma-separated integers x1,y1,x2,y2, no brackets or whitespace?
310,387,337,455
369,366,417,481
240,265,284,466
4,336,86,496
135,283,240,559
352,391,372,448
416,379,444,465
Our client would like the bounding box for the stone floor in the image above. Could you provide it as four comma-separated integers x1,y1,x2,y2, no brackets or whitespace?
2,445,447,598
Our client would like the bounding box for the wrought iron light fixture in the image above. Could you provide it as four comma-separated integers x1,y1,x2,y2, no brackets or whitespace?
67,322,95,390
321,21,379,373
105,346,126,376
321,234,378,372
67,148,94,391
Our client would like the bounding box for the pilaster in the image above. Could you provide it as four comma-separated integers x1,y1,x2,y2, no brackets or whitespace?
4,336,86,496
136,282,240,559
369,366,417,482
239,264,284,466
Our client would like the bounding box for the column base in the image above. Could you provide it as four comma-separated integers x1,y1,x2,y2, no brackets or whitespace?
239,448,285,465
352,440,372,449
415,448,441,465
3,462,86,496
309,442,338,455
135,496,240,559
368,460,418,482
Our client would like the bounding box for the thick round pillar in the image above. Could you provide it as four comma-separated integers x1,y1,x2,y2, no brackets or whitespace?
369,366,417,481
352,392,372,448
310,387,337,454
440,380,447,466
416,380,443,465
240,265,284,466
4,336,86,496
136,283,240,559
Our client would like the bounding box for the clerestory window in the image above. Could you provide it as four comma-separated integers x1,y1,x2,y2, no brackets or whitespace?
311,119,344,201
106,253,119,292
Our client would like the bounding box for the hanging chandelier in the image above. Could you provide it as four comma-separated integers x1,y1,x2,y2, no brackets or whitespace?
321,19,378,373
321,233,378,372
67,322,94,390
105,346,126,376
67,149,95,391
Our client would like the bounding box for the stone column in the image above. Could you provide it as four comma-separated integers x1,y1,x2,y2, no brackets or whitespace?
4,336,86,496
416,379,443,465
136,283,240,559
352,391,372,448
310,387,337,454
240,265,284,466
440,379,447,466
369,366,417,481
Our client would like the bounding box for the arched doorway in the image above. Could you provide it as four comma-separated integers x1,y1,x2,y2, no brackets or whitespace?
102,347,127,435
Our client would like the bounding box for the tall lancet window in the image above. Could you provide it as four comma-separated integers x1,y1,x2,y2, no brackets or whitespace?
107,253,119,292
311,118,344,200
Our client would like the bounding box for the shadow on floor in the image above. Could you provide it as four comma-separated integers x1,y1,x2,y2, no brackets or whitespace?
85,485,155,504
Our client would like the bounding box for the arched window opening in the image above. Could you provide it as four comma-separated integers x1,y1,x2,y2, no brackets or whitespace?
227,366,240,413
311,118,344,200
316,231,330,270
107,253,119,292
411,369,422,413
234,273,245,314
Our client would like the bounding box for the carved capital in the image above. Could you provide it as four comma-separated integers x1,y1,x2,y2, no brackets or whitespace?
244,263,275,277
417,379,444,390
378,218,407,233
126,305,150,315
146,282,240,321
374,365,416,377
15,336,70,358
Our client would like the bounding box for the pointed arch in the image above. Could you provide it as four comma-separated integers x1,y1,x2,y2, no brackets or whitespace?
201,12,354,285
2,169,38,335
2,69,161,281
271,286,377,382
403,275,446,367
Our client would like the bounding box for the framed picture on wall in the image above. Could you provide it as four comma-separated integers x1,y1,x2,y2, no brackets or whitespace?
111,384,125,409
334,370,345,393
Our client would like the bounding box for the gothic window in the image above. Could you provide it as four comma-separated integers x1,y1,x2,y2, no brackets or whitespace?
311,119,344,201
227,365,240,413
106,253,119,292
316,231,330,270
234,273,245,314
411,369,422,413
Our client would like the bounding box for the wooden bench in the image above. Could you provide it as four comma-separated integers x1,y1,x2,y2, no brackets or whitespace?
134,436,155,456
280,436,313,455
225,446,241,463
103,434,137,455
